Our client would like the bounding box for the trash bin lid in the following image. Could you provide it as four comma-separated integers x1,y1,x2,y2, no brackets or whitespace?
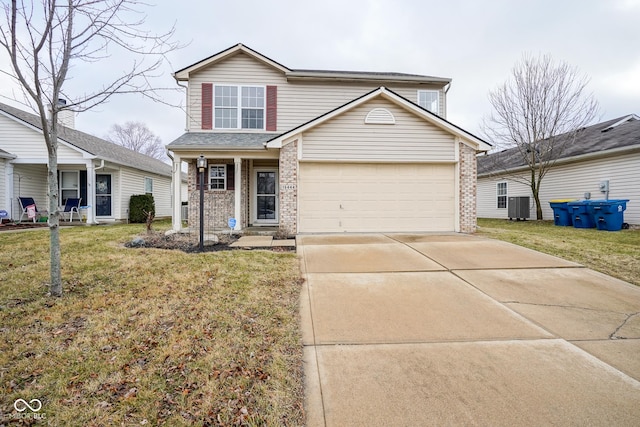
550,199,577,203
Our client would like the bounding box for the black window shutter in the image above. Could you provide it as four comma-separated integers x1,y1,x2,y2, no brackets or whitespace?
227,164,235,190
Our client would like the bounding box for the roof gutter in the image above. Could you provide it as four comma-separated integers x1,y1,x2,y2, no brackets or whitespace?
167,145,268,151
286,71,451,85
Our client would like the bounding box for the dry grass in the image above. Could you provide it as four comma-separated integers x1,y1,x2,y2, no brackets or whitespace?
477,218,640,286
0,222,304,426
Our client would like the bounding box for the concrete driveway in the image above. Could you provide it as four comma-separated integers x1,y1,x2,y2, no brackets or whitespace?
298,233,640,426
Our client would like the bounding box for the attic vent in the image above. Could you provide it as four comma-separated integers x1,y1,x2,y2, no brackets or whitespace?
365,108,395,125
601,114,640,132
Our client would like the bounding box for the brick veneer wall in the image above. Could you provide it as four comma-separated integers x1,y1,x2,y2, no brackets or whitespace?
459,142,477,233
279,140,298,236
187,159,236,231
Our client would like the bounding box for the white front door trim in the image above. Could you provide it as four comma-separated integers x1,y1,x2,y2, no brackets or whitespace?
252,167,279,225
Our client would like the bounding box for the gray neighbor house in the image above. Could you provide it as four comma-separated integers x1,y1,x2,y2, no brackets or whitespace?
477,115,640,225
0,102,177,223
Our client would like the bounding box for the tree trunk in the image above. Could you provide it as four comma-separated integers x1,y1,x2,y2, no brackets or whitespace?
48,131,62,297
533,190,543,220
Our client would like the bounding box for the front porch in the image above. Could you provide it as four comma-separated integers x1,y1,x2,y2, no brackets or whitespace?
4,162,117,224
169,135,298,236
181,157,284,235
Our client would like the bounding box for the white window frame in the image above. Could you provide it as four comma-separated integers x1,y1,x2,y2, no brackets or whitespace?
417,90,440,115
59,170,79,204
497,182,508,209
144,177,153,194
214,84,265,130
208,164,227,190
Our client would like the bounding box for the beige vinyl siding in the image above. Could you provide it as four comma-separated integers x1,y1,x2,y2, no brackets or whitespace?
477,152,640,224
301,98,455,162
279,83,445,131
186,52,446,132
12,164,48,218
187,53,287,131
0,114,85,161
119,167,173,219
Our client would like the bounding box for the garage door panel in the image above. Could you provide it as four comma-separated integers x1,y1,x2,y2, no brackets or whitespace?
299,163,455,233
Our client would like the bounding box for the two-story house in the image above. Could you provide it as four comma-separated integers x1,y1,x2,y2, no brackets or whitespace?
167,43,491,235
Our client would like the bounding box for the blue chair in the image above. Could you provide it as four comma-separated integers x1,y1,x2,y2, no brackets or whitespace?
62,198,82,222
18,197,42,223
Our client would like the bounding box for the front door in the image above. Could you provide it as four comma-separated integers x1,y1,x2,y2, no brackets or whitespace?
96,174,112,216
254,169,278,224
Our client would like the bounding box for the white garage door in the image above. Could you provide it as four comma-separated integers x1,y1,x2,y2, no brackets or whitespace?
298,163,456,233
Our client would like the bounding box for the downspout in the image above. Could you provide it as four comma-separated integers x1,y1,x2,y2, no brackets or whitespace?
176,80,189,131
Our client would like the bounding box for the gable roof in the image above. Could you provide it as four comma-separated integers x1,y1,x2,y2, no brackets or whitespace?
477,114,640,176
174,43,290,80
174,43,450,85
266,86,491,152
0,102,172,177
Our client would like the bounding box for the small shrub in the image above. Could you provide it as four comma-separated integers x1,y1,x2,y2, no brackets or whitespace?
129,194,155,223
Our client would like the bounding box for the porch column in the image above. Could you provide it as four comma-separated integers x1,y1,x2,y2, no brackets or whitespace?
5,162,14,218
234,157,242,230
86,161,96,224
172,154,182,231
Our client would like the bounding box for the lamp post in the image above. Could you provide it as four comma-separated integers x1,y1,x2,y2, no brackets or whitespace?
197,155,207,251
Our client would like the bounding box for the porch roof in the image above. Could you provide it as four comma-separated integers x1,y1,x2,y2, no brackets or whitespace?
0,148,16,159
167,132,281,150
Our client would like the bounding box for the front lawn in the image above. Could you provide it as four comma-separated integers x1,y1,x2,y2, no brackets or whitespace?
0,223,304,426
476,218,640,286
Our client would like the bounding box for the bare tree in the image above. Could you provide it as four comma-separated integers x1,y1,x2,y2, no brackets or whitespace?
482,53,599,220
105,121,166,160
0,0,179,297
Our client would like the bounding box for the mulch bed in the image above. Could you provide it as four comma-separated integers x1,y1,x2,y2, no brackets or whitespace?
124,231,237,252
0,222,48,231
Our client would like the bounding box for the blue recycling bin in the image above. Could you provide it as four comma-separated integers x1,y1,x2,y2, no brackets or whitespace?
567,201,596,228
549,199,577,226
587,199,629,231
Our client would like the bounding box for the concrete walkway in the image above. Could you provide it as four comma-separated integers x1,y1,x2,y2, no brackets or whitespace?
298,233,640,426
229,236,296,248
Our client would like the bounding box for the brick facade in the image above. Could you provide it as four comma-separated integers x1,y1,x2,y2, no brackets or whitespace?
278,140,298,236
187,159,249,232
459,142,477,233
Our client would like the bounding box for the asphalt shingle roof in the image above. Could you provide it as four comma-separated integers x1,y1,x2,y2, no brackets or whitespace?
167,132,281,149
0,102,172,177
477,115,640,176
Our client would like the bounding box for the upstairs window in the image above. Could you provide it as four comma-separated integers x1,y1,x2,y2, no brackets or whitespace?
497,182,507,209
214,85,264,129
417,90,439,115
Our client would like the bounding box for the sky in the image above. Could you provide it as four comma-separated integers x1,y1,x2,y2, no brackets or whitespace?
1,0,639,156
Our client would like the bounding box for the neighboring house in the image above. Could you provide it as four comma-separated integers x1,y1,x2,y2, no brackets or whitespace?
0,102,177,223
477,115,640,224
166,43,491,235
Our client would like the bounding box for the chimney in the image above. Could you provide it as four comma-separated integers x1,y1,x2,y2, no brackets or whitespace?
55,98,75,129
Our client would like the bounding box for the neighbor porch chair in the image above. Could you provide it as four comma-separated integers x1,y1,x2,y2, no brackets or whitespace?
62,197,82,222
18,197,43,223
